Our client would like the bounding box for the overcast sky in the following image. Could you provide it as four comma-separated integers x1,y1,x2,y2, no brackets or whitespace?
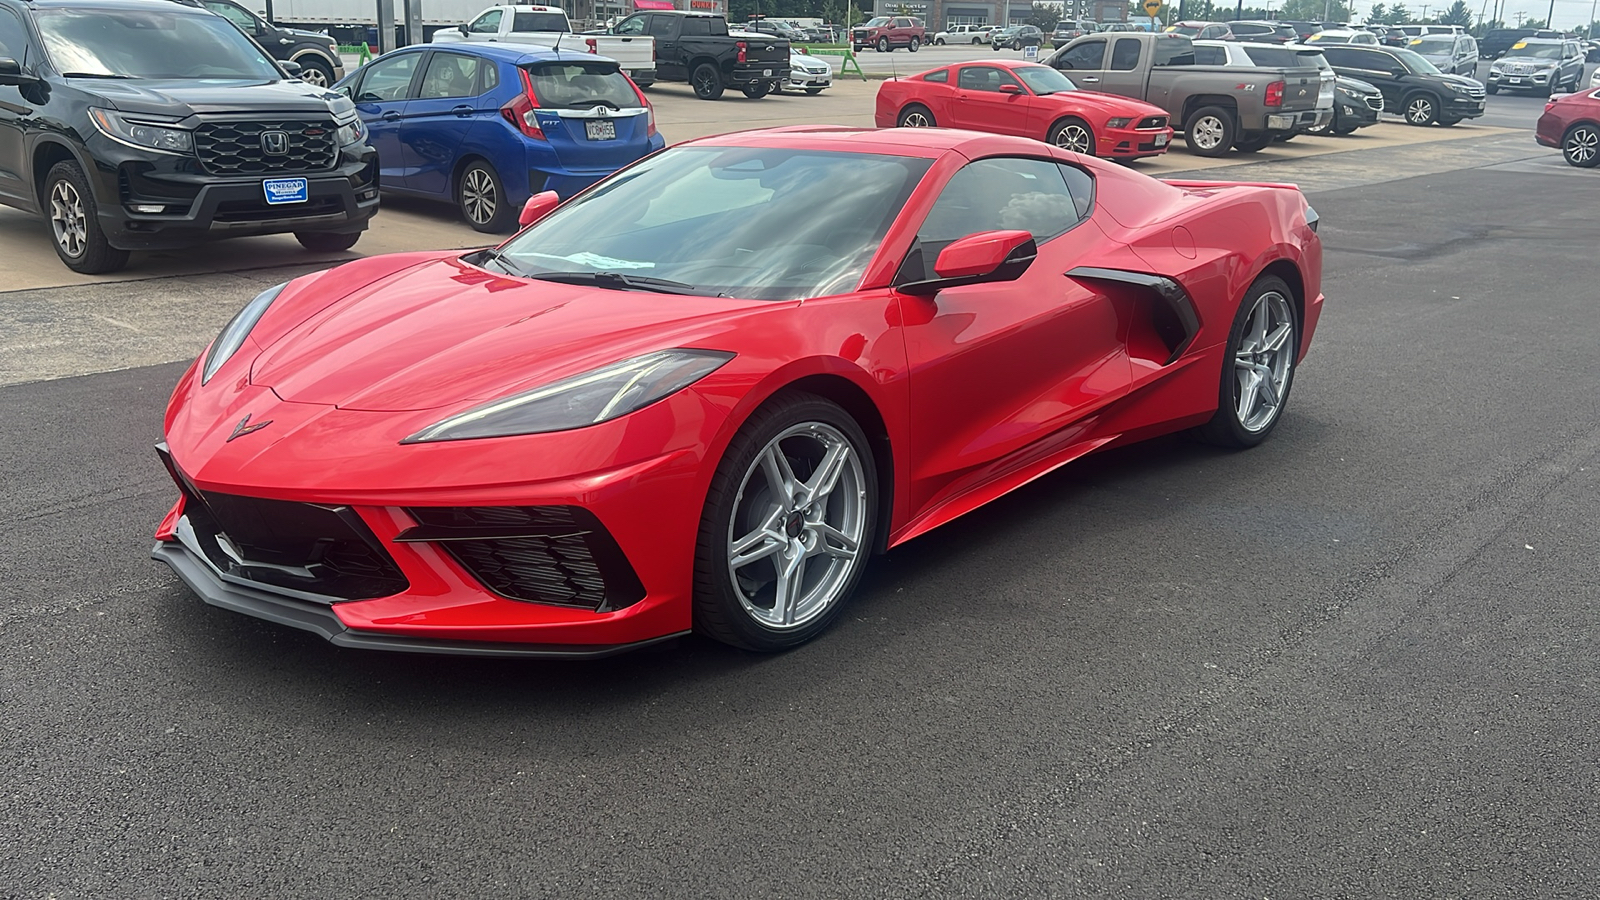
1357,0,1600,26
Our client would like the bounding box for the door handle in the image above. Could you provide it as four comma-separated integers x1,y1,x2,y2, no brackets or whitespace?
381,111,401,121
452,105,473,116
1081,75,1100,83
279,37,292,44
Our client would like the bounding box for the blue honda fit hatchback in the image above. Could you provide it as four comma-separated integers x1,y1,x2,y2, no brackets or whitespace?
335,44,664,232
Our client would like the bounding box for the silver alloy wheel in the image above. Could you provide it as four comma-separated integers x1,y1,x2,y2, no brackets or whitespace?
1053,122,1092,153
49,179,87,259
1565,126,1598,164
1191,115,1226,151
725,422,868,631
1407,97,1433,123
299,66,329,88
900,109,932,127
1233,290,1294,433
461,167,496,226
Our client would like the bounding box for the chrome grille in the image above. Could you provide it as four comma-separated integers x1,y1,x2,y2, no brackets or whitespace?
194,118,338,176
1364,95,1385,111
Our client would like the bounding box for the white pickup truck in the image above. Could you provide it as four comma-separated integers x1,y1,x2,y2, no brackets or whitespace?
432,5,656,86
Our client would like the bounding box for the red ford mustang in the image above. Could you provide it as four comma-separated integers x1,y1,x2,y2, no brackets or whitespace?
875,60,1175,159
153,126,1322,657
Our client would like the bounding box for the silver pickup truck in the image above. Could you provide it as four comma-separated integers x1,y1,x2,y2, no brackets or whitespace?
1044,32,1328,156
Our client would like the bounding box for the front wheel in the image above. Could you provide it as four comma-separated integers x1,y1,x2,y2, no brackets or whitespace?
457,160,515,233
1436,115,1462,127
742,81,770,99
1184,105,1236,157
1011,40,1022,50
692,63,724,100
908,37,919,51
43,160,129,274
1486,84,1499,95
805,86,824,95
1563,123,1600,167
896,104,935,127
295,231,361,252
877,37,891,52
935,37,945,45
1047,117,1095,155
1403,93,1437,126
1192,275,1298,448
693,392,878,651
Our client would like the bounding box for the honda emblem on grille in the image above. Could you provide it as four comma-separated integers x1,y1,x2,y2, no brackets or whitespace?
260,130,290,156
227,413,273,442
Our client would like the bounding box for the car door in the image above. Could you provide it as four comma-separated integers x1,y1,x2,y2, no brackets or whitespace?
349,50,424,188
1099,37,1146,96
914,66,958,121
1051,37,1109,90
645,15,683,80
895,157,1129,515
0,4,32,207
949,65,1031,134
1324,47,1401,108
463,8,504,42
401,50,489,196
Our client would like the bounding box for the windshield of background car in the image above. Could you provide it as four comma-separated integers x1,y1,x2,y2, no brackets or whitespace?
498,147,934,300
36,9,281,79
1413,37,1456,53
1389,47,1441,73
865,17,890,26
1505,43,1564,59
1152,35,1197,65
1166,25,1202,36
525,62,638,109
1015,65,1077,93
1243,46,1329,68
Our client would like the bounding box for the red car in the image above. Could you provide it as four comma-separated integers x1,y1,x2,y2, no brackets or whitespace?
153,127,1323,657
875,61,1174,160
1535,88,1600,167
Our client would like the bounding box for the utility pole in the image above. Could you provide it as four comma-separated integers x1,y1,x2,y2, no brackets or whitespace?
1546,0,1555,28
1514,9,1525,24
1419,3,1429,21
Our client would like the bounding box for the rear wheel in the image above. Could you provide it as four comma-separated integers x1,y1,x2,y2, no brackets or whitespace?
1192,275,1298,449
44,160,129,275
897,104,935,127
1184,105,1236,157
295,57,335,88
692,63,724,100
1403,93,1437,126
909,37,919,51
1563,123,1600,167
295,231,361,252
457,160,515,233
1047,117,1095,155
1234,132,1275,153
693,392,878,652
742,81,771,98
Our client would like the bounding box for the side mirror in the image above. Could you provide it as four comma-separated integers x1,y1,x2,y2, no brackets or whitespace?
998,83,1023,94
519,190,560,227
900,230,1037,296
280,59,303,77
458,23,470,35
0,57,38,86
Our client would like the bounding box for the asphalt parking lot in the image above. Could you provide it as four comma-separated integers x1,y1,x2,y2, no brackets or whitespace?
4,61,1600,897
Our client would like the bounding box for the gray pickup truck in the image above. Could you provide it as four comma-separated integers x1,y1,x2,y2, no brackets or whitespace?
1044,32,1326,156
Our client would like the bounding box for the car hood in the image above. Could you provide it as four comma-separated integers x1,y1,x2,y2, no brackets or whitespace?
88,78,351,118
1497,56,1559,66
1338,76,1380,94
1048,89,1168,119
249,255,776,412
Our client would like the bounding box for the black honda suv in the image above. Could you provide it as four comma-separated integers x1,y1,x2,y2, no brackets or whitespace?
0,0,377,274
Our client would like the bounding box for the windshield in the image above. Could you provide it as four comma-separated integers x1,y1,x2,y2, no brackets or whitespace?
865,17,890,26
497,147,933,300
36,9,281,79
1389,47,1441,74
525,62,639,109
1412,37,1456,53
1015,65,1077,93
1505,43,1564,59
1166,25,1202,36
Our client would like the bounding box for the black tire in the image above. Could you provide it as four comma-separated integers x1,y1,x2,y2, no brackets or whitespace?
1562,123,1600,168
456,160,515,233
852,44,864,52
1331,122,1361,136
1047,116,1095,155
877,37,891,52
1402,92,1437,126
1486,84,1498,94
896,103,935,127
804,86,824,95
742,81,770,99
1011,40,1022,50
294,230,361,252
692,392,879,652
1192,274,1298,449
295,56,335,88
1233,133,1274,153
909,37,919,51
935,37,945,45
1274,132,1295,143
43,160,129,275
1305,116,1332,135
692,62,724,100
1437,115,1462,127
1183,105,1236,157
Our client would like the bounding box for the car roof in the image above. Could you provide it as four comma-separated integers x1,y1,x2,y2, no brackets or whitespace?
380,43,614,65
1514,38,1565,44
687,125,1062,160
28,0,214,11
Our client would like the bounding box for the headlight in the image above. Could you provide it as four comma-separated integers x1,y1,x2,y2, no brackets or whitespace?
1446,83,1468,92
1106,117,1132,128
1337,86,1358,97
88,108,193,154
402,349,735,443
202,283,285,385
334,116,366,146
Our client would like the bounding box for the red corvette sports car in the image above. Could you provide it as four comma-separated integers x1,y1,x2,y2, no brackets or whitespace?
1535,88,1600,168
874,60,1175,159
153,126,1322,657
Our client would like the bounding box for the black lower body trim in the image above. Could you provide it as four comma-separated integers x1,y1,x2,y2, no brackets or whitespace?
151,541,686,659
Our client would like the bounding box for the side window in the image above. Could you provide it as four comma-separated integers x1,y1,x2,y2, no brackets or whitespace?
355,51,420,102
648,16,676,37
614,15,646,35
909,158,1082,280
0,7,30,60
468,9,502,34
958,65,1020,92
1058,39,1106,70
1110,38,1141,70
204,2,259,33
1192,45,1226,65
1319,47,1356,67
681,18,712,36
1058,163,1095,221
922,68,949,83
418,52,482,99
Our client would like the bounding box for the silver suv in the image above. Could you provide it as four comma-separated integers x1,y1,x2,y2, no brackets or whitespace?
1487,38,1587,94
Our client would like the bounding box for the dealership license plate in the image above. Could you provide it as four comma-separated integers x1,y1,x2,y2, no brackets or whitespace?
1155,133,1169,146
262,177,308,205
1506,77,1522,83
585,120,616,141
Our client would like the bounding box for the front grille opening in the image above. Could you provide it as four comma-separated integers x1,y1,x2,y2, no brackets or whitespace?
194,118,339,176
213,196,343,222
401,506,645,612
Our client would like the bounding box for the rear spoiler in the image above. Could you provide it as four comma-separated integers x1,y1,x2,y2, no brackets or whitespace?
1162,180,1303,191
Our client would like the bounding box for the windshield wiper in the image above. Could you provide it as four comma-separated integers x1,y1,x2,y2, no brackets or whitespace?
476,246,525,277
61,72,135,79
530,271,706,295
